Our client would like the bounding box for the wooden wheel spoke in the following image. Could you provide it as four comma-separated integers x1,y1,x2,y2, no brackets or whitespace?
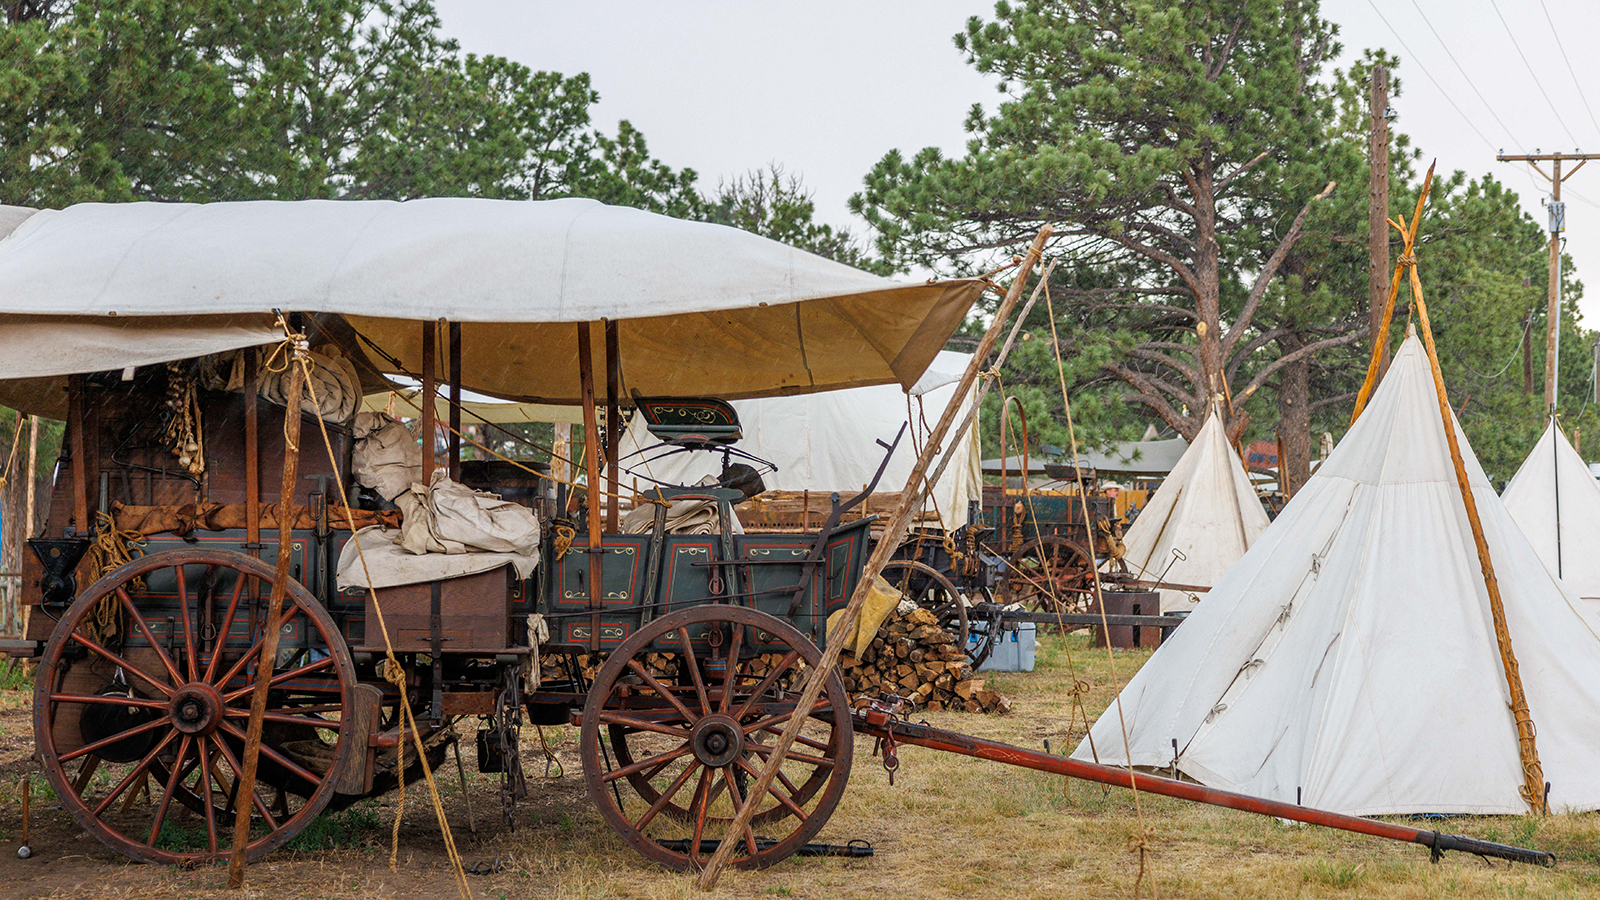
688,766,713,866
742,699,830,737
197,738,219,853
678,629,712,716
115,587,185,686
90,729,179,816
174,567,198,682
731,650,801,721
212,604,305,688
203,577,248,683
223,709,336,727
51,691,168,711
748,743,835,769
221,655,333,702
601,742,691,784
719,623,742,714
633,760,700,833
596,710,693,741
736,757,808,820
147,735,193,846
67,631,174,698
217,722,323,786
60,716,171,763
210,735,281,832
720,768,760,856
757,724,832,753
623,660,700,724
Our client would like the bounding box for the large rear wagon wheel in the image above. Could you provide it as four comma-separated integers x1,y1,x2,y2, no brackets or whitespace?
35,548,357,865
1005,535,1095,615
580,605,852,871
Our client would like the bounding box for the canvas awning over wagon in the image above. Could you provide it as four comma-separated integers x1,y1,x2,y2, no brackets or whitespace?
0,197,984,415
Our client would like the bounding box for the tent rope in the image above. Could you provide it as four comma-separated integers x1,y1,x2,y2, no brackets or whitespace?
1042,276,1158,898
1394,185,1548,815
291,342,475,899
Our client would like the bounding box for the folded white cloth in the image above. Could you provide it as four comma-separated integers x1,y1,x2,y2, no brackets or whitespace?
398,470,541,557
352,411,423,502
336,525,537,591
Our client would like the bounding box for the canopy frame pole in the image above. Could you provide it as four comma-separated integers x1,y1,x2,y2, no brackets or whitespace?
245,350,260,559
605,319,621,533
577,323,604,654
67,374,88,537
696,224,1053,889
449,321,462,482
1403,191,1547,814
421,322,436,486
1350,164,1435,427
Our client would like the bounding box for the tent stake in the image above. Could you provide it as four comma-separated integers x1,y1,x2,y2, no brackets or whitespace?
696,224,1053,889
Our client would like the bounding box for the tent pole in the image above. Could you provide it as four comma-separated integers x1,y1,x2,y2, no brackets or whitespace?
421,322,436,485
1553,416,1562,579
605,319,620,532
577,323,604,654
1406,208,1547,815
1350,164,1435,427
697,224,1053,889
449,321,462,481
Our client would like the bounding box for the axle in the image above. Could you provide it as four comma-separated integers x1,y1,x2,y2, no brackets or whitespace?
850,709,1555,867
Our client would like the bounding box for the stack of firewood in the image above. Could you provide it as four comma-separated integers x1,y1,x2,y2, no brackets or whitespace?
840,608,1011,714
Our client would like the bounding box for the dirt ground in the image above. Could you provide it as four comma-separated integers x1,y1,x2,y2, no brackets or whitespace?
0,633,1595,899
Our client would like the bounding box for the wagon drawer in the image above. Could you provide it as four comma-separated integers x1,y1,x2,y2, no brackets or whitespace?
361,565,513,653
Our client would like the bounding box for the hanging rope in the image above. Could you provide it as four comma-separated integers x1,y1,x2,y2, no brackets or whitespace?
291,337,474,899
1042,276,1159,899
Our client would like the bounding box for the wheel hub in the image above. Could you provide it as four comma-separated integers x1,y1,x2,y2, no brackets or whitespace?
690,714,744,768
168,682,224,735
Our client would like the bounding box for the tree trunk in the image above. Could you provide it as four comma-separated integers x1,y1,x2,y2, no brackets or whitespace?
1276,332,1312,495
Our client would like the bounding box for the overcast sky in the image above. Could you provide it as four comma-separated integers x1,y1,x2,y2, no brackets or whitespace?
434,0,1600,321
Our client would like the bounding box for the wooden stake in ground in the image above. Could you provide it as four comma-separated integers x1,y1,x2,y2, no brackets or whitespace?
226,341,307,888
696,224,1052,889
1402,217,1546,813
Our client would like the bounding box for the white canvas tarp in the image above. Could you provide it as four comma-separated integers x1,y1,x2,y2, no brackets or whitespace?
1118,410,1270,612
615,351,983,527
0,198,982,416
1074,334,1600,816
1502,420,1600,613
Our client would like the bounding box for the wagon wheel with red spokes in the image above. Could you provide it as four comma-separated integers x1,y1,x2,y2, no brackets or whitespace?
34,548,357,865
580,605,852,871
1004,535,1096,615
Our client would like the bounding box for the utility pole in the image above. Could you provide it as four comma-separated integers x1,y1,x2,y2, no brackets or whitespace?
1368,66,1392,379
1498,150,1600,412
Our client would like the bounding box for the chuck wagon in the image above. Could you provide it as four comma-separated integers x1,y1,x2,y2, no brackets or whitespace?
0,198,986,871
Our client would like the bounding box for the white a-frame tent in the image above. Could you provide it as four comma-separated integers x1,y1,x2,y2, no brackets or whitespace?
1502,420,1600,614
1075,333,1600,815
1120,407,1271,612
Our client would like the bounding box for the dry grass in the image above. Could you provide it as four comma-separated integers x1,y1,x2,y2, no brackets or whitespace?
0,633,1593,899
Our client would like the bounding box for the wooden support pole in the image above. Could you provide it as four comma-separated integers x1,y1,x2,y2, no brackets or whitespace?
449,321,462,481
1350,162,1435,427
421,321,436,485
1407,243,1546,814
696,224,1053,888
245,350,260,557
23,415,35,540
67,374,87,537
577,323,604,653
1368,64,1391,381
604,319,620,532
1547,162,1562,413
226,346,306,887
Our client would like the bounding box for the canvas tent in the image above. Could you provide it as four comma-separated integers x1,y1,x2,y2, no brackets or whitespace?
1502,419,1600,614
615,351,983,527
1118,408,1270,612
0,198,982,417
1074,334,1600,816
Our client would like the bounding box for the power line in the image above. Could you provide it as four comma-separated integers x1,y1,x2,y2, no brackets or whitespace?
1535,0,1600,143
1362,0,1499,152
1407,0,1521,146
1488,0,1580,146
